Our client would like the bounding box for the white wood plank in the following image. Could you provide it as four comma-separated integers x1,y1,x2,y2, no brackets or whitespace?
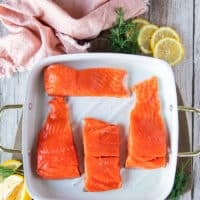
148,0,194,199
0,72,29,163
193,0,200,199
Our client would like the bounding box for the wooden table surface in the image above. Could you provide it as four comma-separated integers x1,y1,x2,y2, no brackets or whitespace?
0,0,199,199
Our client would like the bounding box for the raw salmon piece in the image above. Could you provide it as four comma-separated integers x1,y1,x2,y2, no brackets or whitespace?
84,157,121,192
126,77,168,169
44,65,77,96
83,118,121,191
44,64,129,97
126,155,166,169
36,97,80,179
83,118,120,157
78,68,128,97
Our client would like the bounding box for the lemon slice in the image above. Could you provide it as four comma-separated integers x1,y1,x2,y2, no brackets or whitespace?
0,174,24,200
126,18,150,39
151,26,180,50
132,18,150,29
16,182,31,200
1,160,22,170
153,37,185,66
138,24,159,54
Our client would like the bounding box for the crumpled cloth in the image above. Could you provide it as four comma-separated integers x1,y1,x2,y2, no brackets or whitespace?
0,0,148,77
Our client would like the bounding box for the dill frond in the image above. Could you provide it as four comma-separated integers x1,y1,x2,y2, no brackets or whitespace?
108,8,140,54
168,160,191,200
0,166,24,181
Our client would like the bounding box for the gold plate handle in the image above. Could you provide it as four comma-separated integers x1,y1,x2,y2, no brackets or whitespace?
0,104,23,154
0,104,200,157
177,105,200,157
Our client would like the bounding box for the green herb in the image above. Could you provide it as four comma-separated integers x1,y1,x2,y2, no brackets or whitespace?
0,166,24,180
108,8,140,54
168,160,191,200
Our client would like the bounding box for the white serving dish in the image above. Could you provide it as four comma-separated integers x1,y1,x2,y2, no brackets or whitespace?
22,53,178,200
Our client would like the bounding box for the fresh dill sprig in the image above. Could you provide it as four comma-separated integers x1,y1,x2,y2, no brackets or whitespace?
0,166,24,180
108,8,140,54
168,160,191,200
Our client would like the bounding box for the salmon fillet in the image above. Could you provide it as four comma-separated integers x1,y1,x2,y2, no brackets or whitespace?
44,64,129,97
36,97,80,179
126,156,166,169
84,157,121,192
83,118,121,191
83,118,120,157
126,77,168,169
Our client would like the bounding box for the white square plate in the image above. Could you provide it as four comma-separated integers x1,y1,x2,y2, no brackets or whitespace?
22,53,178,200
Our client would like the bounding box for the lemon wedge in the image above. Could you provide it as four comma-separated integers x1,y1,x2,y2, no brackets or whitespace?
1,160,22,170
150,26,180,50
0,174,24,200
16,181,31,200
153,37,185,66
138,24,159,54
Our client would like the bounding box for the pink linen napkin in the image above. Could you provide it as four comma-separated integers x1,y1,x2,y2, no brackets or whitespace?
0,0,149,77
